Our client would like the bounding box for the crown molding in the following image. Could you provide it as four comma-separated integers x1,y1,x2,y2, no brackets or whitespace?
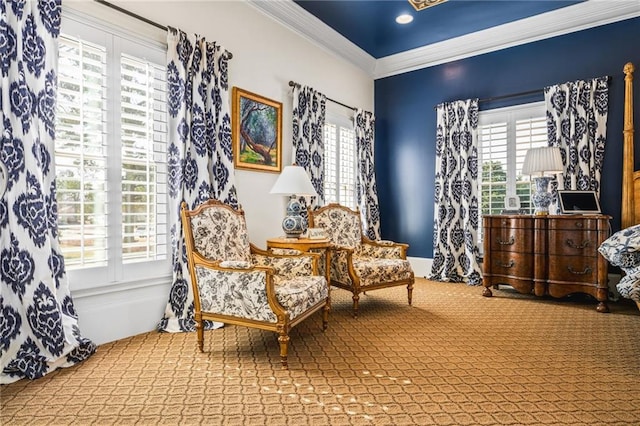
375,1,640,79
248,1,640,80
247,0,377,76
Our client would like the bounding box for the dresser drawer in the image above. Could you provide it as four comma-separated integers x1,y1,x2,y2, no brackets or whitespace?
547,217,601,231
485,216,534,230
548,230,599,256
488,228,533,253
548,256,598,284
484,216,534,254
488,251,533,278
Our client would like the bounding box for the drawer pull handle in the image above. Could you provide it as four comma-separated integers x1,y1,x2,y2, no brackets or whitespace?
566,239,591,249
568,266,592,275
499,260,515,268
574,222,584,228
498,236,515,245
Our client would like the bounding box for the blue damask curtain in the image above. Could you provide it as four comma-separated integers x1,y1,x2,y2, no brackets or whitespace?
545,77,609,200
1,0,95,384
354,109,381,240
292,85,326,210
157,28,237,333
429,99,483,285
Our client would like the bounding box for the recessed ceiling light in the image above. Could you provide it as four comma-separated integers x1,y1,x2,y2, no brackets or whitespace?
396,14,413,24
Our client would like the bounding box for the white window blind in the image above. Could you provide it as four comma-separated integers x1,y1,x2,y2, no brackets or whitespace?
478,102,546,244
514,116,548,210
120,54,167,263
339,126,356,208
323,113,356,209
480,122,508,216
56,36,109,268
56,13,170,288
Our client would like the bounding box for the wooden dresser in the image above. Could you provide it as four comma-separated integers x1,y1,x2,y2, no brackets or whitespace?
482,214,611,312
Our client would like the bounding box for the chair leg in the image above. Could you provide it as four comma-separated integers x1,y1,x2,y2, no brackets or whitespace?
322,302,329,331
407,281,414,306
352,293,360,318
278,332,290,369
195,319,204,353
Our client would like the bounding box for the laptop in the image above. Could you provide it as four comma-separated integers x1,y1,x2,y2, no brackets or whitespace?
557,190,602,214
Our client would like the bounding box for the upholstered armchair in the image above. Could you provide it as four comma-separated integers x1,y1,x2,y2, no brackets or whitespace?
308,203,414,317
181,200,330,368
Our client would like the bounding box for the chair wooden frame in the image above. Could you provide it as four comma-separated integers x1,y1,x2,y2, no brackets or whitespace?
309,203,415,317
181,199,329,368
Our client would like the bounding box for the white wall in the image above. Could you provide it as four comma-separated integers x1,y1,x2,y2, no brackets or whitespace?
66,0,373,345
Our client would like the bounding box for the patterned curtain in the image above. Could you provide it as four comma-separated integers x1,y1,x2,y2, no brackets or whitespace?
354,109,381,240
157,28,237,333
429,99,482,285
1,0,96,384
545,77,609,200
292,85,326,211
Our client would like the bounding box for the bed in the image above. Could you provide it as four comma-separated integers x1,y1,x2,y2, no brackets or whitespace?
621,62,640,228
601,62,640,310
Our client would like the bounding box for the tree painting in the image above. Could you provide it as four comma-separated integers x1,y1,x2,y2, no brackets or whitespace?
232,87,282,172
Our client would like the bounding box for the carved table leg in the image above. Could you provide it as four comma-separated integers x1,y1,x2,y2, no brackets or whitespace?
596,301,610,313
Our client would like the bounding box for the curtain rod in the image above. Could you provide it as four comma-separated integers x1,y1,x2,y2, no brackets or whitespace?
289,81,356,111
93,0,233,59
433,76,612,110
432,88,541,110
478,88,541,104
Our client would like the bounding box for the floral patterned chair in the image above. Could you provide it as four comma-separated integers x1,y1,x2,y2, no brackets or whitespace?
308,203,415,318
181,199,330,368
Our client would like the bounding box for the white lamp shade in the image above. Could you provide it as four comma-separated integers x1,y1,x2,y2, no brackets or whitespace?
522,146,564,176
270,165,317,196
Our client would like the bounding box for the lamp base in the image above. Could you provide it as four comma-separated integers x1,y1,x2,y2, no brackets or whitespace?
281,195,307,239
531,176,556,216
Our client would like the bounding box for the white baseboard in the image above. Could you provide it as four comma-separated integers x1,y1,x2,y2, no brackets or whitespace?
73,278,172,345
408,257,432,279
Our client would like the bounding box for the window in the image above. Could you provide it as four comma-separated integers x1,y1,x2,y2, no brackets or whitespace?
478,102,546,240
56,12,169,288
323,112,356,209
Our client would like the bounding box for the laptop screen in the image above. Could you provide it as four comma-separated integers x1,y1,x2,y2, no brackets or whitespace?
557,190,601,214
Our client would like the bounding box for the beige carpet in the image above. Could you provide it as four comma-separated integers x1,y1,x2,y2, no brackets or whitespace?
2,278,640,425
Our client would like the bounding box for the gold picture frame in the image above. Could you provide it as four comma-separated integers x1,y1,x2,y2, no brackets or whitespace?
232,87,282,173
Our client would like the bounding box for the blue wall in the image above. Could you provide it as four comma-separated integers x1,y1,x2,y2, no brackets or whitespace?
375,17,640,259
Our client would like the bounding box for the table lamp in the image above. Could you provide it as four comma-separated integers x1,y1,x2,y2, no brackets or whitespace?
522,146,564,215
270,165,317,238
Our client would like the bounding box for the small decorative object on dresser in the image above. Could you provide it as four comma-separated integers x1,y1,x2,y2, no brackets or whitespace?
482,214,611,312
505,195,521,210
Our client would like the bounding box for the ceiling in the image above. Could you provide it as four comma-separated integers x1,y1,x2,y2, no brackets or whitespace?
250,1,639,78
293,0,583,58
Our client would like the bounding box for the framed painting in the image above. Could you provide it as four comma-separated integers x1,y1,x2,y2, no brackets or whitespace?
232,87,282,172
